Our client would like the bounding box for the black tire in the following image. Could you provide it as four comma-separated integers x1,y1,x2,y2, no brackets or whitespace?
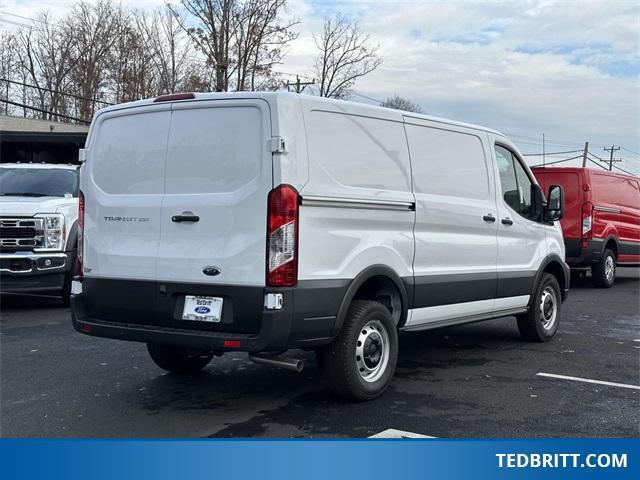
517,273,561,342
320,300,398,400
591,248,616,288
147,343,213,374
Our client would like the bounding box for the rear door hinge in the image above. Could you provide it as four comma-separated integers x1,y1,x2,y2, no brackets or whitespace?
269,136,286,154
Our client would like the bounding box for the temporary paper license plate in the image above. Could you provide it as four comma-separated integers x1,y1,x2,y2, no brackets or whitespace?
182,295,223,322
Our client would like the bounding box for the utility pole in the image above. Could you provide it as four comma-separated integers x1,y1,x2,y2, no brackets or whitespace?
604,145,621,171
542,133,546,166
582,141,589,167
285,76,314,94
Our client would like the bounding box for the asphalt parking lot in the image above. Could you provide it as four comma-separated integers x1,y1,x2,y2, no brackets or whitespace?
1,269,638,438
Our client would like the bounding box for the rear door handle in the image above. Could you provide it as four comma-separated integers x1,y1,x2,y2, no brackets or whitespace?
501,217,513,226
172,214,200,223
482,214,496,222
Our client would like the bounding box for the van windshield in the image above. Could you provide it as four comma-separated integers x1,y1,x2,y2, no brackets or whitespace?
0,168,79,197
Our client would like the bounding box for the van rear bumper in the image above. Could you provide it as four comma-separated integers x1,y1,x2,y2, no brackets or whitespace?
71,277,348,352
565,239,604,267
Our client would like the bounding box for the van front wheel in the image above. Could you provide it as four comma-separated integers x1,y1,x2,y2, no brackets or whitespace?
147,343,213,374
321,300,398,400
517,273,561,342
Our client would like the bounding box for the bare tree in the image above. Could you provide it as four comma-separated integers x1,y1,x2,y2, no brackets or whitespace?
382,94,423,113
111,15,157,104
0,32,18,114
67,0,126,119
170,0,234,92
136,7,192,94
15,13,77,120
313,13,381,99
171,0,297,92
232,0,298,91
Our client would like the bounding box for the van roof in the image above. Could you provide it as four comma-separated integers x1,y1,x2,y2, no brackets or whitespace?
94,91,505,137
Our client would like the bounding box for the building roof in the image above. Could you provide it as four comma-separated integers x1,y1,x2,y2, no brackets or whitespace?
0,162,79,170
0,115,89,134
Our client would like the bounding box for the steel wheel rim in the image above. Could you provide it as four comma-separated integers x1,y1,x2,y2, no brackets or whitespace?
604,255,615,282
355,320,390,383
539,286,557,331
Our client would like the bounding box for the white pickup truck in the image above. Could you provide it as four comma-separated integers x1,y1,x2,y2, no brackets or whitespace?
0,163,79,306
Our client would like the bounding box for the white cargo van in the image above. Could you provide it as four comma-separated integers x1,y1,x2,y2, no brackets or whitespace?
72,92,569,400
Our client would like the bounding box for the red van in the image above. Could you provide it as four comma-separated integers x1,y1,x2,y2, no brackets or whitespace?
532,167,640,287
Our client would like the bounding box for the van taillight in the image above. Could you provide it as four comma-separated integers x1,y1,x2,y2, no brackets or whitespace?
266,184,299,287
581,201,593,240
77,191,84,277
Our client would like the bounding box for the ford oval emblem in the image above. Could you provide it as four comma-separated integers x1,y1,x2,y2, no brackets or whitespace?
195,306,211,314
203,266,221,276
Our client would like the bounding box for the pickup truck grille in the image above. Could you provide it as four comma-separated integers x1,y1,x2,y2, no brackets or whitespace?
0,227,36,238
0,218,44,250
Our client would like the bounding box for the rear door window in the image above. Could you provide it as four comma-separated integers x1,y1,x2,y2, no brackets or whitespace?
164,105,264,194
91,109,170,195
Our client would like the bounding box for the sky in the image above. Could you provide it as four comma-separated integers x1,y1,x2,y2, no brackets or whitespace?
1,0,639,175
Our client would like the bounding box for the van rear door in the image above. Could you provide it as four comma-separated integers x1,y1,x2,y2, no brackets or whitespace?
533,169,583,250
85,104,171,280
156,99,272,287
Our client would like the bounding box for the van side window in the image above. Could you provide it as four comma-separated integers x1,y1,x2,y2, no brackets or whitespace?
309,111,411,192
405,125,490,199
495,145,535,220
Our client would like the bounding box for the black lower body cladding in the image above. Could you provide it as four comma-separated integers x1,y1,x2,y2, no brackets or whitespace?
72,261,568,352
565,239,604,267
71,277,349,352
566,238,640,268
408,271,538,309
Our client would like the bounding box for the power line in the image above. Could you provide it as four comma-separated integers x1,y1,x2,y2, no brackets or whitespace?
587,158,609,171
0,78,113,105
0,98,90,124
588,150,606,162
0,10,62,30
621,146,640,157
612,164,637,176
530,155,582,167
522,149,582,157
0,17,34,29
350,91,384,104
506,133,584,149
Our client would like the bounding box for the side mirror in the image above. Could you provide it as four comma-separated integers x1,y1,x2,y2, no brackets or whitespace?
544,185,564,222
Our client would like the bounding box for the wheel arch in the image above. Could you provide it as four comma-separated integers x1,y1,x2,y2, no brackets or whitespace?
531,254,569,304
602,235,619,258
331,265,410,336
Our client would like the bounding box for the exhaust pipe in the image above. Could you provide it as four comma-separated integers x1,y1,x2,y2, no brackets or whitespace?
249,354,304,373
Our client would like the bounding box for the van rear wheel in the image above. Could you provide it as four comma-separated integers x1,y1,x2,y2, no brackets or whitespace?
147,343,213,374
591,248,616,288
517,273,561,342
320,300,398,400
